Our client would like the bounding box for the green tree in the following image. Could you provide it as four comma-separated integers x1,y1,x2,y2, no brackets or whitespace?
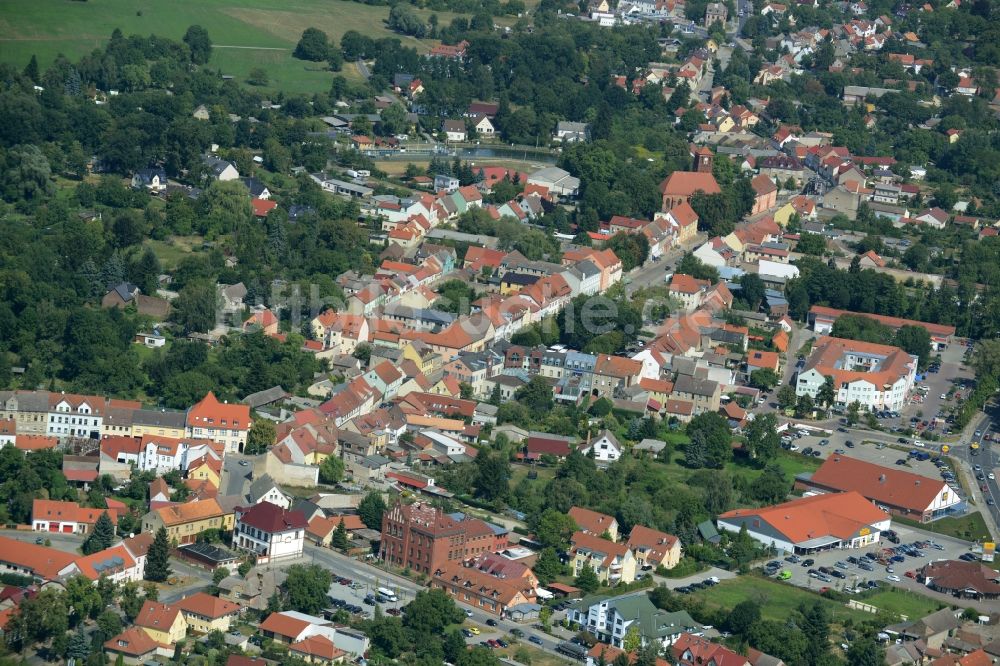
2,144,53,202
82,511,116,555
846,635,885,666
816,375,836,408
685,412,732,468
744,413,780,462
676,252,719,282
795,393,815,419
532,547,565,584
749,368,780,391
894,325,931,371
575,564,600,593
171,280,218,333
245,419,276,455
183,25,212,64
402,589,465,635
23,54,39,83
294,27,331,61
622,624,642,652
777,385,797,411
284,564,333,614
847,400,861,426
534,508,577,550
725,599,761,636
738,273,767,311
474,452,510,502
95,609,123,640
145,527,171,582
331,518,349,550
358,490,387,529
319,454,345,484
379,103,409,136
247,68,269,86
796,232,826,256
514,375,554,415
66,631,90,659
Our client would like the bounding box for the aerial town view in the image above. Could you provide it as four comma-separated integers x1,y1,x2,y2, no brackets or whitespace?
2,0,1000,664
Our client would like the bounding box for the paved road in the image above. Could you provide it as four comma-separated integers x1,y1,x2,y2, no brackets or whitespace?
625,234,706,296
283,546,568,656
356,59,371,80
954,411,1000,539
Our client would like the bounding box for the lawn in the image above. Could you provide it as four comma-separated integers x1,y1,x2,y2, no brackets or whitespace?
895,512,991,543
495,643,574,666
688,575,868,624
143,236,202,269
510,463,557,487
861,589,943,620
0,0,487,94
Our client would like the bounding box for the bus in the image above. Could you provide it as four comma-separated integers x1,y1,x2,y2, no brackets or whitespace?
377,587,398,602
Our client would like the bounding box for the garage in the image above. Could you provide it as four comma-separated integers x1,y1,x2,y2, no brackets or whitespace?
62,524,73,533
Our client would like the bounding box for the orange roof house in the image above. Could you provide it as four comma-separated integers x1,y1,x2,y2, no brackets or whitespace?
568,507,620,541
0,535,77,581
186,391,251,453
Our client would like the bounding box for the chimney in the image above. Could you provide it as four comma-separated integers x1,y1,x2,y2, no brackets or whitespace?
879,474,886,483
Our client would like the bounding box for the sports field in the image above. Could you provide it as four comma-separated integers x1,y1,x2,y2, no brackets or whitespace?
0,0,476,93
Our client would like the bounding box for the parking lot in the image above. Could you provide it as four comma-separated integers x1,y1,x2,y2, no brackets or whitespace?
750,523,973,594
786,428,948,479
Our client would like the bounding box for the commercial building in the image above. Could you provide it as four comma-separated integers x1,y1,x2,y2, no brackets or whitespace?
795,336,918,412
0,535,77,582
808,305,956,350
717,491,891,554
796,455,963,522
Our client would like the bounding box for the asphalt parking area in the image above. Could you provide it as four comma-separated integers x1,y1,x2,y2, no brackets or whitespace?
756,524,973,594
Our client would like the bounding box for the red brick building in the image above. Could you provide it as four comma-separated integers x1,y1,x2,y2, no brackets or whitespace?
380,502,506,574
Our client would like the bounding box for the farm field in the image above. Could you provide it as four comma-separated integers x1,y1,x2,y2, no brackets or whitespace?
0,0,489,94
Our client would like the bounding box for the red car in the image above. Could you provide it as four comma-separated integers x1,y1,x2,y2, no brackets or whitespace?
905,571,916,579
487,640,499,648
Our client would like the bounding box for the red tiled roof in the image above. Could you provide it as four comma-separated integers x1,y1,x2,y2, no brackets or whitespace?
251,198,277,217
808,455,953,513
236,502,308,533
135,600,182,631
260,612,310,640
569,507,617,536
660,171,721,196
175,592,242,619
105,627,160,657
0,535,77,580
719,491,888,544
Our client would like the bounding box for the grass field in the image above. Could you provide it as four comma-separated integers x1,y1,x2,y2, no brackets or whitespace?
0,0,488,94
689,576,868,624
861,589,943,620
895,512,991,543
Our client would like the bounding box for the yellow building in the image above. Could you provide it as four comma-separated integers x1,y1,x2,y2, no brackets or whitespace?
135,600,188,646
141,499,232,545
174,593,242,634
187,457,222,489
772,202,797,228
569,531,638,585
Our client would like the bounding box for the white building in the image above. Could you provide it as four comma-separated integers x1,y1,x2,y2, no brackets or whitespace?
566,592,700,650
796,336,917,411
578,430,622,463
136,436,222,474
232,501,308,564
717,491,891,554
46,394,103,440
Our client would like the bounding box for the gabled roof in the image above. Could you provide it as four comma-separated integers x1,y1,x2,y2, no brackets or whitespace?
626,526,679,565
175,592,242,619
187,392,250,431
570,531,632,569
659,172,721,196
719,491,889,544
237,501,308,533
808,455,951,513
0,535,77,580
135,600,182,631
569,507,617,536
105,627,160,657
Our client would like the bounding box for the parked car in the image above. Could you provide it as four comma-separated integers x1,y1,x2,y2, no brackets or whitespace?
486,619,498,627
887,574,901,582
530,636,543,645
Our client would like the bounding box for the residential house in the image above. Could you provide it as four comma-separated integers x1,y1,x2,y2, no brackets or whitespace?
186,391,251,454
555,121,591,143
132,168,167,193
104,627,162,665
668,274,711,311
32,499,118,535
134,600,188,647
431,562,538,617
671,375,721,414
578,430,623,464
627,526,682,570
442,120,467,142
750,174,778,214
203,155,240,181
232,501,308,564
141,499,233,545
569,531,637,584
567,592,700,650
174,593,242,634
569,507,621,541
